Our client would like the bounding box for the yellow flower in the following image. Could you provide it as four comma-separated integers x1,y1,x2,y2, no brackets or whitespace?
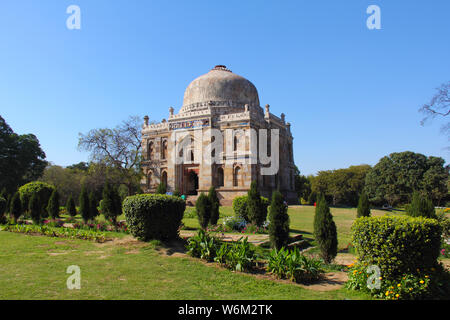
409,288,413,291
419,280,424,284
425,275,429,278
385,291,389,296
379,277,382,280
396,294,399,298
397,284,401,287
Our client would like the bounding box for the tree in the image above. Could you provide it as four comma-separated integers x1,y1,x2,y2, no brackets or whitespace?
0,196,7,223
419,82,450,142
0,116,47,193
365,151,448,206
357,192,371,217
208,186,220,226
79,185,90,223
310,165,371,206
89,191,99,219
46,189,60,219
313,194,338,263
66,195,77,218
268,191,290,250
196,193,211,230
29,193,41,224
156,182,167,195
407,191,436,218
295,174,311,202
101,182,122,223
10,192,22,223
78,116,144,195
247,181,266,226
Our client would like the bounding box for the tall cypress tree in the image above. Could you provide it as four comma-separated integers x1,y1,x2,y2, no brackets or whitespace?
47,189,60,219
79,185,90,223
10,192,22,223
268,191,290,249
357,192,371,218
101,182,121,223
66,195,77,218
313,194,338,264
407,191,436,218
247,181,265,226
29,193,41,224
208,186,220,226
89,191,99,219
196,192,211,230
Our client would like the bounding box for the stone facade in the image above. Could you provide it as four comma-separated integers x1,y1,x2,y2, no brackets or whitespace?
141,65,297,205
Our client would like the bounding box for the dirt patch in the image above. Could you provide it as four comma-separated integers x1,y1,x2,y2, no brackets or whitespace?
299,272,348,291
124,249,140,255
95,236,143,248
48,252,68,256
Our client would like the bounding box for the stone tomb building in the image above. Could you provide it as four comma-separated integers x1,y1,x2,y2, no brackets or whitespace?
141,65,296,205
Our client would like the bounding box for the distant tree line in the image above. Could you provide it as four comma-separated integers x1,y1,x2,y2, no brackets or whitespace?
295,151,449,207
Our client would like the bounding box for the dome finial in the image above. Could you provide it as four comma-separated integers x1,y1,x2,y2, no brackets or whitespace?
212,65,231,72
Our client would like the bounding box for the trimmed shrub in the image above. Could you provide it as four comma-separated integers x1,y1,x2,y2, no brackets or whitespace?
232,195,269,222
10,192,22,222
46,189,60,219
123,194,185,241
357,192,371,218
247,181,266,226
156,183,167,195
196,192,211,230
352,216,442,278
18,181,55,217
172,189,181,197
407,191,436,218
101,182,122,223
29,193,41,224
89,192,99,218
0,196,6,217
208,186,220,226
268,191,290,249
313,194,338,263
79,185,90,223
66,195,77,217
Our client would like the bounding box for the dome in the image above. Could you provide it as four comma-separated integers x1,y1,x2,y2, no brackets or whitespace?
180,65,260,113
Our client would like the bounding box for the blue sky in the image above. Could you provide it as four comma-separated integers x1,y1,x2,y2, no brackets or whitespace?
0,0,449,175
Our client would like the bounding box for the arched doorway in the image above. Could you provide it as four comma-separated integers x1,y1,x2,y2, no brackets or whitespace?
217,167,224,187
161,171,168,187
187,170,198,195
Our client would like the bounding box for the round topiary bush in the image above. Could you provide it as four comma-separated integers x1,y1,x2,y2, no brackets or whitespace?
123,194,186,241
232,195,269,223
18,181,55,216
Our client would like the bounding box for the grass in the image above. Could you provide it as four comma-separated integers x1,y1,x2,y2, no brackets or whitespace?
0,231,372,300
1,205,447,299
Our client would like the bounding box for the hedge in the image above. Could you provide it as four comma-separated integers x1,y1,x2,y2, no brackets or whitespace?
18,181,55,216
352,216,442,278
232,195,269,222
123,194,186,241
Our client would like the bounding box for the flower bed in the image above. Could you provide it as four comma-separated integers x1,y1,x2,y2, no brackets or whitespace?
1,224,106,242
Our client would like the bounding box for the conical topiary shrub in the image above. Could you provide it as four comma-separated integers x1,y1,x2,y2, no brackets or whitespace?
66,195,77,218
357,192,371,218
407,191,436,218
196,192,211,230
208,186,220,226
268,190,290,249
314,194,338,263
47,189,60,219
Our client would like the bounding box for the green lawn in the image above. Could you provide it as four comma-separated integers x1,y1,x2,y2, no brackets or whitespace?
0,231,371,300
1,205,446,300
